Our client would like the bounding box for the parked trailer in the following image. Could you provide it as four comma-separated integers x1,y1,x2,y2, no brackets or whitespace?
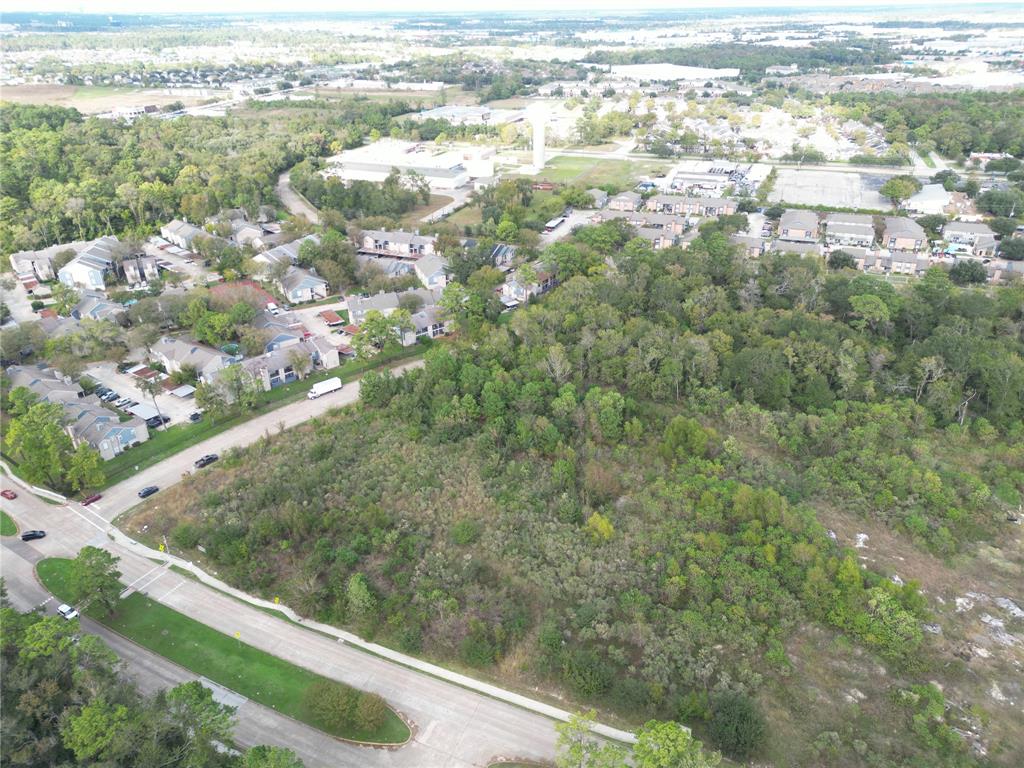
307,377,343,400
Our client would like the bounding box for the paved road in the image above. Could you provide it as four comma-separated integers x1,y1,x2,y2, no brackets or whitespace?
0,524,385,768
276,171,321,225
1,357,633,765
90,358,424,523
421,188,474,224
1,481,562,767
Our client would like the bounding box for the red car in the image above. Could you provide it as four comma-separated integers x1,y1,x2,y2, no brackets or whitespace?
0,489,17,500
81,494,102,506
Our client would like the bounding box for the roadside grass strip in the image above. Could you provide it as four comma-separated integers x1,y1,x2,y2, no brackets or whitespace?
37,557,410,745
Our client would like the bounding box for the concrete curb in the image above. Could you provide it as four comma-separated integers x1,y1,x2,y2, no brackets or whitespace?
108,530,636,744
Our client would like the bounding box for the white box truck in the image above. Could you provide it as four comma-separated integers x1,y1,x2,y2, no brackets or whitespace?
307,377,342,400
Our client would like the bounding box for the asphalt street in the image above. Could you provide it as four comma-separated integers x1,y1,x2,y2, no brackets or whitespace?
87,358,424,523
0,357,587,767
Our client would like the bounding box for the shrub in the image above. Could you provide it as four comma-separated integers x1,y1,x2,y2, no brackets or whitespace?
171,523,201,550
450,519,481,545
562,648,613,697
304,680,358,730
460,630,496,667
709,691,767,759
355,692,388,733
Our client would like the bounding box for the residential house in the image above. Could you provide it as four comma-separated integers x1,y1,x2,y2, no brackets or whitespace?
241,344,311,391
359,230,437,258
160,219,205,250
634,227,677,250
646,195,737,217
355,252,414,279
7,240,87,282
231,221,269,250
408,305,449,344
254,310,307,352
942,221,998,258
607,191,642,212
278,266,329,304
730,233,768,258
151,336,235,384
586,188,609,209
491,243,518,270
122,256,160,286
499,262,558,309
779,210,820,242
414,254,449,289
74,291,125,322
5,364,84,404
773,240,824,257
824,213,875,248
347,287,444,327
57,236,119,290
251,234,320,276
594,209,688,235
883,217,928,253
63,397,149,460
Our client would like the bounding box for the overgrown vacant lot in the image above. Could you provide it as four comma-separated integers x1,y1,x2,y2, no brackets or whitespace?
129,219,1023,767
130,395,1023,767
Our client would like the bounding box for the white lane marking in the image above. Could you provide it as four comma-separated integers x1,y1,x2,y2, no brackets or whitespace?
119,563,166,597
62,504,108,534
158,581,185,601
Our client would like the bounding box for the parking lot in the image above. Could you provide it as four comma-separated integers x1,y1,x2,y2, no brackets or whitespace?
84,362,197,425
769,169,893,211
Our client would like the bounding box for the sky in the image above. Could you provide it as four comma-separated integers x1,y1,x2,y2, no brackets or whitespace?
12,0,997,15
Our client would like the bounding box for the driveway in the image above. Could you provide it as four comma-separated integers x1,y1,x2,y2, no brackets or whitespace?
421,187,474,224
276,171,320,225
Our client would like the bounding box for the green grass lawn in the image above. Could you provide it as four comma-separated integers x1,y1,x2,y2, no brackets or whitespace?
99,344,423,488
920,153,937,169
1,510,16,536
538,156,670,189
37,558,409,745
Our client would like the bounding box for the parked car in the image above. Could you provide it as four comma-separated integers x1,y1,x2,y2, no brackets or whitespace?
57,604,79,620
20,530,46,541
1,489,17,500
102,391,119,402
189,412,203,423
194,454,219,469
81,493,102,505
137,486,159,499
114,397,131,407
95,386,110,396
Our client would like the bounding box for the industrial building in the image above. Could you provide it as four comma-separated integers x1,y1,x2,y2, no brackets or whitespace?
321,139,495,191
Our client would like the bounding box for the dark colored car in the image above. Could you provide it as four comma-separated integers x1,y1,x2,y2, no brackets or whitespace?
194,454,219,469
1,489,17,500
81,493,102,506
137,486,159,499
189,412,203,423
20,530,46,542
